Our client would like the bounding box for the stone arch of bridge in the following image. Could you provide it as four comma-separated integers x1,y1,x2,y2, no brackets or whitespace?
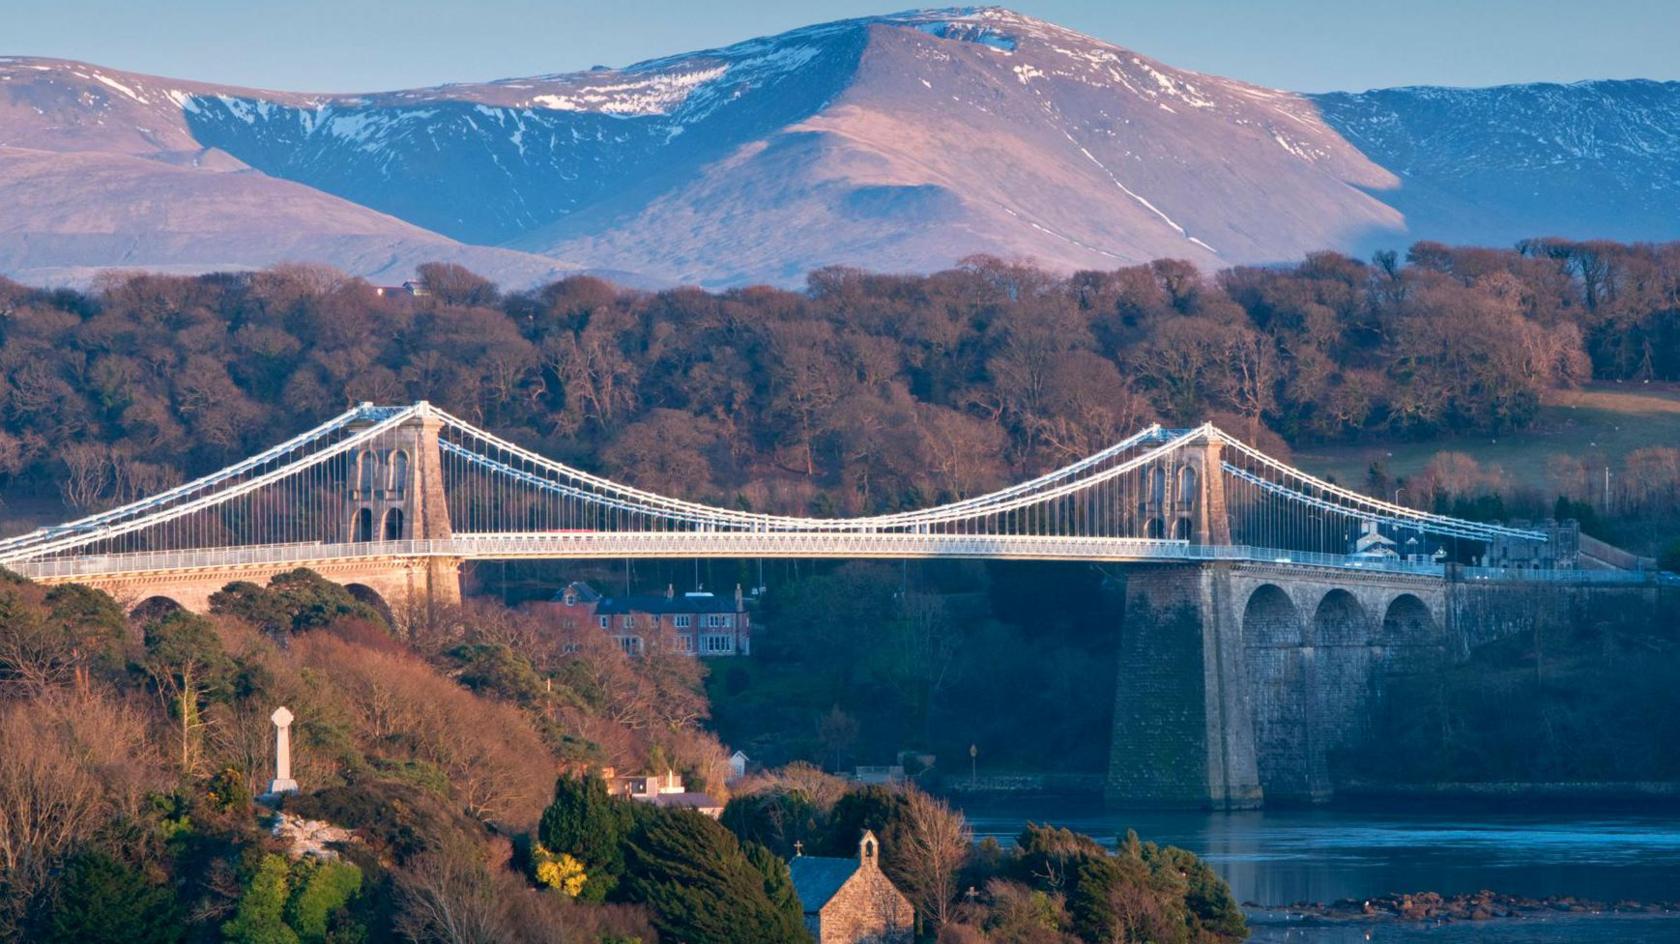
351,507,374,543
1310,587,1378,787
344,583,395,625
1242,583,1302,647
1380,592,1440,674
1242,583,1314,801
1381,593,1437,645
130,594,184,622
1313,588,1370,647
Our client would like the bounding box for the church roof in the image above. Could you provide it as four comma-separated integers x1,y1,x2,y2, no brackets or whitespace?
788,856,856,913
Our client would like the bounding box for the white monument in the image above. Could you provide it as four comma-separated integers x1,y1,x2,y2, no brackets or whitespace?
268,706,299,796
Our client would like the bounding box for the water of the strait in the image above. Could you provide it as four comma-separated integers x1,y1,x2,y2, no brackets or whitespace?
958,802,1680,942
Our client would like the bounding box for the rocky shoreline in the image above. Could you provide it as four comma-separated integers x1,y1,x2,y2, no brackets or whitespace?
1248,890,1680,923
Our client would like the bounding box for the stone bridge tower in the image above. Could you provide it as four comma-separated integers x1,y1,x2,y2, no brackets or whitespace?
335,402,461,611
1144,428,1232,545
344,403,454,545
63,405,463,616
1185,430,1232,546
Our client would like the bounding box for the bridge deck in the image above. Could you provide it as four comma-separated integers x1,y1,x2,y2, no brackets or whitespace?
8,533,1670,585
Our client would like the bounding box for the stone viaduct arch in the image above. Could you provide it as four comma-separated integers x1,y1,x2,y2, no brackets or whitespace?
130,594,185,622
1110,562,1450,809
344,583,396,624
1242,585,1311,800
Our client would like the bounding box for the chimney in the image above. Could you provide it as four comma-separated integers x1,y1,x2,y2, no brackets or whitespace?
735,583,744,608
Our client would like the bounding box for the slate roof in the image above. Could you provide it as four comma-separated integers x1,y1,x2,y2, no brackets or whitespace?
555,581,602,604
788,856,857,914
646,791,721,810
551,582,742,614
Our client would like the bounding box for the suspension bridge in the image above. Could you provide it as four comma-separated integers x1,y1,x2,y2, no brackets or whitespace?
0,401,1661,808
0,401,1555,607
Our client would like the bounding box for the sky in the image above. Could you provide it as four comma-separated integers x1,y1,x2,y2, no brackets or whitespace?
4,0,1677,94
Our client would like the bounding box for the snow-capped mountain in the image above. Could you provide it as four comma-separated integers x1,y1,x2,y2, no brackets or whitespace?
2,8,1676,288
1311,80,1680,249
0,57,578,287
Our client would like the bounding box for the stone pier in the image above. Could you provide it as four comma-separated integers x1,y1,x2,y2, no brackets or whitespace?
1107,561,1449,809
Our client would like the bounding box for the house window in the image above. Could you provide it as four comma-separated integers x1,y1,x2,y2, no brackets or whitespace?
702,634,734,654
674,614,692,629
598,616,609,629
703,614,733,629
624,615,637,630
617,636,642,656
679,634,694,653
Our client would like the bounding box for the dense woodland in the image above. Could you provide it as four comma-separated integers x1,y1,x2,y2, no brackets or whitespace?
0,569,1243,943
1,239,1678,527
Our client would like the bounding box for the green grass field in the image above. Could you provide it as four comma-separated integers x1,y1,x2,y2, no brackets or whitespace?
1293,383,1680,495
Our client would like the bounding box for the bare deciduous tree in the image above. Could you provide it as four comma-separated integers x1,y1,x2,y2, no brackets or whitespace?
899,790,973,929
394,837,507,944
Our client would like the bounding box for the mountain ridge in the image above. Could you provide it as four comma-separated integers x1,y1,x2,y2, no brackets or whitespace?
2,8,1676,288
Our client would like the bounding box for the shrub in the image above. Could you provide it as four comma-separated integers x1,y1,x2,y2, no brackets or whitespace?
284,858,364,944
222,853,300,944
39,849,183,944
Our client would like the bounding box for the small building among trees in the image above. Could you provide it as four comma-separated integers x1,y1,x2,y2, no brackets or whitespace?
545,581,752,657
788,831,912,944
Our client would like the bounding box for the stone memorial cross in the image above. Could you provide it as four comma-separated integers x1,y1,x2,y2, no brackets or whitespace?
269,705,299,795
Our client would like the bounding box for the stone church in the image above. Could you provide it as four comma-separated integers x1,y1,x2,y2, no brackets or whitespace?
788,831,913,944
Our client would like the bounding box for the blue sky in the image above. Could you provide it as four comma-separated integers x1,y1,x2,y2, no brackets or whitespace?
6,0,1676,93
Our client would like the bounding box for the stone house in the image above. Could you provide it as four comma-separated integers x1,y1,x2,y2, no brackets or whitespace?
543,581,752,657
788,831,913,944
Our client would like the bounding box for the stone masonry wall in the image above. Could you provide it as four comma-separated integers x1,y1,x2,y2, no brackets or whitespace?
1109,562,1455,808
1108,564,1261,809
818,869,912,944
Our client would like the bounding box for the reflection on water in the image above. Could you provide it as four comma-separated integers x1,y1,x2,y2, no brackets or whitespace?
958,802,1680,943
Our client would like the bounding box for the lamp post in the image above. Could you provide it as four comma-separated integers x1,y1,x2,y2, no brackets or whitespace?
969,743,978,788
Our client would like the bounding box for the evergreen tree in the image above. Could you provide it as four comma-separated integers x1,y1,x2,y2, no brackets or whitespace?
536,773,635,902
40,850,183,944
819,785,913,886
210,569,384,636
222,854,301,944
744,841,804,932
720,789,823,859
621,809,810,944
283,858,364,944
1165,848,1246,940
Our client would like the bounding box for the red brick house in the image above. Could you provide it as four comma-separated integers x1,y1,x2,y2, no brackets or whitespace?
788,831,913,944
545,582,751,657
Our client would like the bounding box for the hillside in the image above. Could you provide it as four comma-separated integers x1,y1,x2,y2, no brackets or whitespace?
3,9,1677,286
1296,384,1680,495
0,58,580,287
